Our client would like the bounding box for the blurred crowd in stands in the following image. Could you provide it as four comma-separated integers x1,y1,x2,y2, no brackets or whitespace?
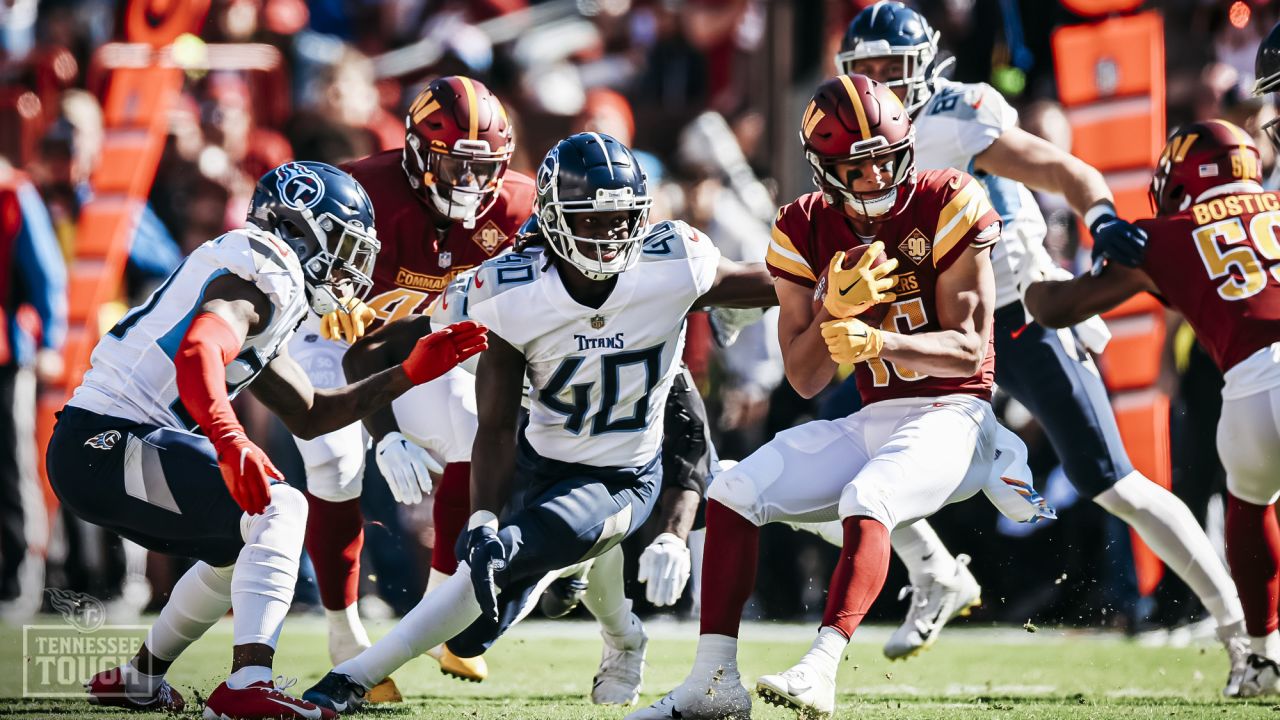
2,0,1279,641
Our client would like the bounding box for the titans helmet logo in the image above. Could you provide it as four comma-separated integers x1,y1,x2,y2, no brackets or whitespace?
275,163,325,210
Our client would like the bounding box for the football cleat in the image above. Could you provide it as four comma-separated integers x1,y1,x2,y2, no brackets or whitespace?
427,644,489,682
1221,629,1250,697
756,662,836,718
541,565,592,619
301,671,367,715
884,553,981,661
592,614,648,705
85,666,185,712
1238,654,1280,698
204,679,335,720
624,666,751,720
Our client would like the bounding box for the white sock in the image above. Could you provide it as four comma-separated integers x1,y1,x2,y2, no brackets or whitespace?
693,634,738,674
891,520,954,585
425,567,451,596
582,546,632,638
799,626,847,680
326,603,372,664
232,485,307,649
121,659,164,697
1094,472,1245,627
1252,630,1280,660
335,564,481,689
146,562,233,662
226,665,272,690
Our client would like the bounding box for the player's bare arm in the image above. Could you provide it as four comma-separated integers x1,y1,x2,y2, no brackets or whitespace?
1024,263,1157,329
470,332,527,514
694,258,779,308
776,277,839,398
972,126,1113,218
341,314,434,441
876,243,993,377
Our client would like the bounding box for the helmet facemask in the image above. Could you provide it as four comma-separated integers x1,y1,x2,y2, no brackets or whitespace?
541,185,652,281
273,209,380,315
807,127,916,221
836,36,947,115
404,132,510,229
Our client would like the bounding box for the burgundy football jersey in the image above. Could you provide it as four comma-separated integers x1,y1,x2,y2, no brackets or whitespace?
342,149,536,328
1137,190,1280,372
768,168,1000,405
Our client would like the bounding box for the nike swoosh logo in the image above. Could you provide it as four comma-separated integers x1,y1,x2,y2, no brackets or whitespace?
266,696,323,718
473,274,485,288
921,552,934,561
838,277,860,296
239,448,250,474
918,605,949,641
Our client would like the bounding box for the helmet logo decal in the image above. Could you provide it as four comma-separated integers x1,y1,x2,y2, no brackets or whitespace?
275,163,325,210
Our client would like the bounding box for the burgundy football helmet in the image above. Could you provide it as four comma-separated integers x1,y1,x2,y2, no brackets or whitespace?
1149,120,1263,217
402,76,514,227
801,74,916,222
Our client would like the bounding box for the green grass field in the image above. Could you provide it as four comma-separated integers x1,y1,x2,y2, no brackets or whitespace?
0,616,1277,719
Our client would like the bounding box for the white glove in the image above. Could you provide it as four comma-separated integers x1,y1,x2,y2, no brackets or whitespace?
375,432,442,505
637,532,691,607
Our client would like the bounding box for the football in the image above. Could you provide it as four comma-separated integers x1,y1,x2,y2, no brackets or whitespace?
814,242,894,327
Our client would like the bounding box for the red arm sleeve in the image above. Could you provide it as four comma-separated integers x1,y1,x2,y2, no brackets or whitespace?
174,312,245,442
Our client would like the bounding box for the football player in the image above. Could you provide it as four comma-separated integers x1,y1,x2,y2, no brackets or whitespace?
290,76,532,688
47,162,486,719
833,1,1247,681
630,73,1030,720
1028,121,1280,698
301,132,776,712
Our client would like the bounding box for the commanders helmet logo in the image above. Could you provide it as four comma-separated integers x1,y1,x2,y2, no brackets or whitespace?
275,162,325,210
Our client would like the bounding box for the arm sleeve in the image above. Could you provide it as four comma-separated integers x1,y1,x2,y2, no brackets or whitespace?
14,182,67,350
173,312,244,442
681,223,721,297
765,205,819,288
932,173,1002,273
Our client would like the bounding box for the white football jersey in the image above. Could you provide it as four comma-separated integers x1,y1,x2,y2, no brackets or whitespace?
914,79,1053,308
69,229,309,430
456,220,720,467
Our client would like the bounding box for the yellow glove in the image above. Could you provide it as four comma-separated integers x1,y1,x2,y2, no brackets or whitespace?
820,317,884,365
822,241,899,319
320,297,376,344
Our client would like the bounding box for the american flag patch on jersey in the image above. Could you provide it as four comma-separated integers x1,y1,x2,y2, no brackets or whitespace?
1199,163,1219,178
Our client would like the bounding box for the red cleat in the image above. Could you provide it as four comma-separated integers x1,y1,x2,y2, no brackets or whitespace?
85,665,186,711
202,680,336,720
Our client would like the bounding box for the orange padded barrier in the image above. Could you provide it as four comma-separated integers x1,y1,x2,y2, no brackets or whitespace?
1052,10,1170,597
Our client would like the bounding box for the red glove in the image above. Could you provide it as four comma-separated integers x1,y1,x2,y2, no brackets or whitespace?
402,321,489,385
211,431,282,515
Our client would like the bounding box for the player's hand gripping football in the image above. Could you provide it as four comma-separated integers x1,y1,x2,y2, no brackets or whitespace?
376,431,443,505
320,296,376,344
462,511,507,624
637,532,692,607
212,431,283,515
401,321,489,385
823,241,899,319
820,316,884,364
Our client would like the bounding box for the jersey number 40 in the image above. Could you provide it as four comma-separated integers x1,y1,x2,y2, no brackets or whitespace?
538,344,664,435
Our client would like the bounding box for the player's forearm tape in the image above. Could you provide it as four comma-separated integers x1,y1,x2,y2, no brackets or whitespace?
1084,200,1116,229
175,312,244,441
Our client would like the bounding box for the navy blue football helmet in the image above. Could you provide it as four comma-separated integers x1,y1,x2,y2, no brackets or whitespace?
535,132,652,280
1255,21,1280,149
836,1,949,115
248,161,380,314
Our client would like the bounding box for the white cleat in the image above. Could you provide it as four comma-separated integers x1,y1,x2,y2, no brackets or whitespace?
884,553,981,661
1238,654,1280,698
755,663,835,719
593,614,648,705
625,666,751,720
1221,630,1250,697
